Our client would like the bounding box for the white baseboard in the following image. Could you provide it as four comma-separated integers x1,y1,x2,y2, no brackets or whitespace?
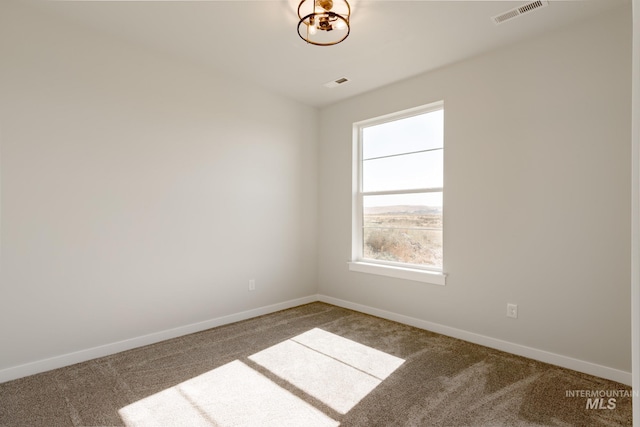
0,295,318,384
1,294,631,387
318,295,633,386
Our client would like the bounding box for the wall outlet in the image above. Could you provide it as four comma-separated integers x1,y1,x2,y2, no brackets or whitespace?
507,303,518,318
248,279,256,291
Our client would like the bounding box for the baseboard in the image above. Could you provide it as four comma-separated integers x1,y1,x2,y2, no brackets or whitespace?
0,295,318,384
318,294,633,386
2,294,632,387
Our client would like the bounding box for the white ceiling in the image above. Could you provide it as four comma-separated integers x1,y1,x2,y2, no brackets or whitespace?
35,0,627,107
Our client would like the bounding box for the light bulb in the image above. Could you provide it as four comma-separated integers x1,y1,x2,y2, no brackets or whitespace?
308,24,317,35
335,19,347,30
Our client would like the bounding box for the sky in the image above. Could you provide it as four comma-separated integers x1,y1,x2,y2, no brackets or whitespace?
361,109,443,208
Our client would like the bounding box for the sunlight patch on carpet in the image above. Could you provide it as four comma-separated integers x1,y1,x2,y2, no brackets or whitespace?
118,360,339,427
249,328,405,414
119,328,404,425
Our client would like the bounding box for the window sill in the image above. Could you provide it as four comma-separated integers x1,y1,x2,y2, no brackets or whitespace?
348,261,446,286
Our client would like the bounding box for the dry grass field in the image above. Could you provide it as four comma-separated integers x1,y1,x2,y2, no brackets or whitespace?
363,208,442,267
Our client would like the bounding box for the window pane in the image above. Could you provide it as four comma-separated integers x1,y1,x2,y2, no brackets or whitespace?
363,193,442,267
362,109,443,160
363,193,442,222
363,228,442,268
362,149,443,192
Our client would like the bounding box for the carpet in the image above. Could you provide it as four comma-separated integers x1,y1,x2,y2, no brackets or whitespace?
0,302,633,426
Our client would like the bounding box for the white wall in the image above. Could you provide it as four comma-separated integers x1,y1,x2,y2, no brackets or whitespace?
0,0,634,387
0,2,318,375
318,5,632,375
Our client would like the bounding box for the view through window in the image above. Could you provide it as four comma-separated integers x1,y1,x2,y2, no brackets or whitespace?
354,103,444,271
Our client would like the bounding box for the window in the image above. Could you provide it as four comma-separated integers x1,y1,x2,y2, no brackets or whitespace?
350,102,446,285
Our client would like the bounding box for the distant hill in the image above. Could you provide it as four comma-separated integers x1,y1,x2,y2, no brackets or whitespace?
364,205,442,215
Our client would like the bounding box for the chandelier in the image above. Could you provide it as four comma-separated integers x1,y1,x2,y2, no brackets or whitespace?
297,0,351,46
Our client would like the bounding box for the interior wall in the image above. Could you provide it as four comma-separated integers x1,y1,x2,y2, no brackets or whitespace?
0,2,318,373
318,5,632,374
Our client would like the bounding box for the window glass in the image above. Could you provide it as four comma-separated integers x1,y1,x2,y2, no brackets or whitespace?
363,192,443,267
354,102,444,272
362,149,443,192
362,110,443,160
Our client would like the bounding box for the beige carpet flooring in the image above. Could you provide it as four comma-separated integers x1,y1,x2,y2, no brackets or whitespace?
0,302,633,426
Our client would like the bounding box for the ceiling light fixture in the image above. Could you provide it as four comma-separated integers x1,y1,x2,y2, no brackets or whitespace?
297,0,350,46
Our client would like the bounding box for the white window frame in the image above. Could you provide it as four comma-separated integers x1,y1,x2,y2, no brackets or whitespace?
349,102,447,286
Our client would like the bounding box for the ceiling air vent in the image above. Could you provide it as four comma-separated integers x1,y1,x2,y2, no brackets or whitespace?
323,77,350,89
492,0,548,25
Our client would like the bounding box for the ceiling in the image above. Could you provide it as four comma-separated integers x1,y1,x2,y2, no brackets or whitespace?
34,0,627,108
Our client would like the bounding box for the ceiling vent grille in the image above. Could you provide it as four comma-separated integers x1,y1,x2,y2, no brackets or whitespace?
492,0,548,25
323,77,350,89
